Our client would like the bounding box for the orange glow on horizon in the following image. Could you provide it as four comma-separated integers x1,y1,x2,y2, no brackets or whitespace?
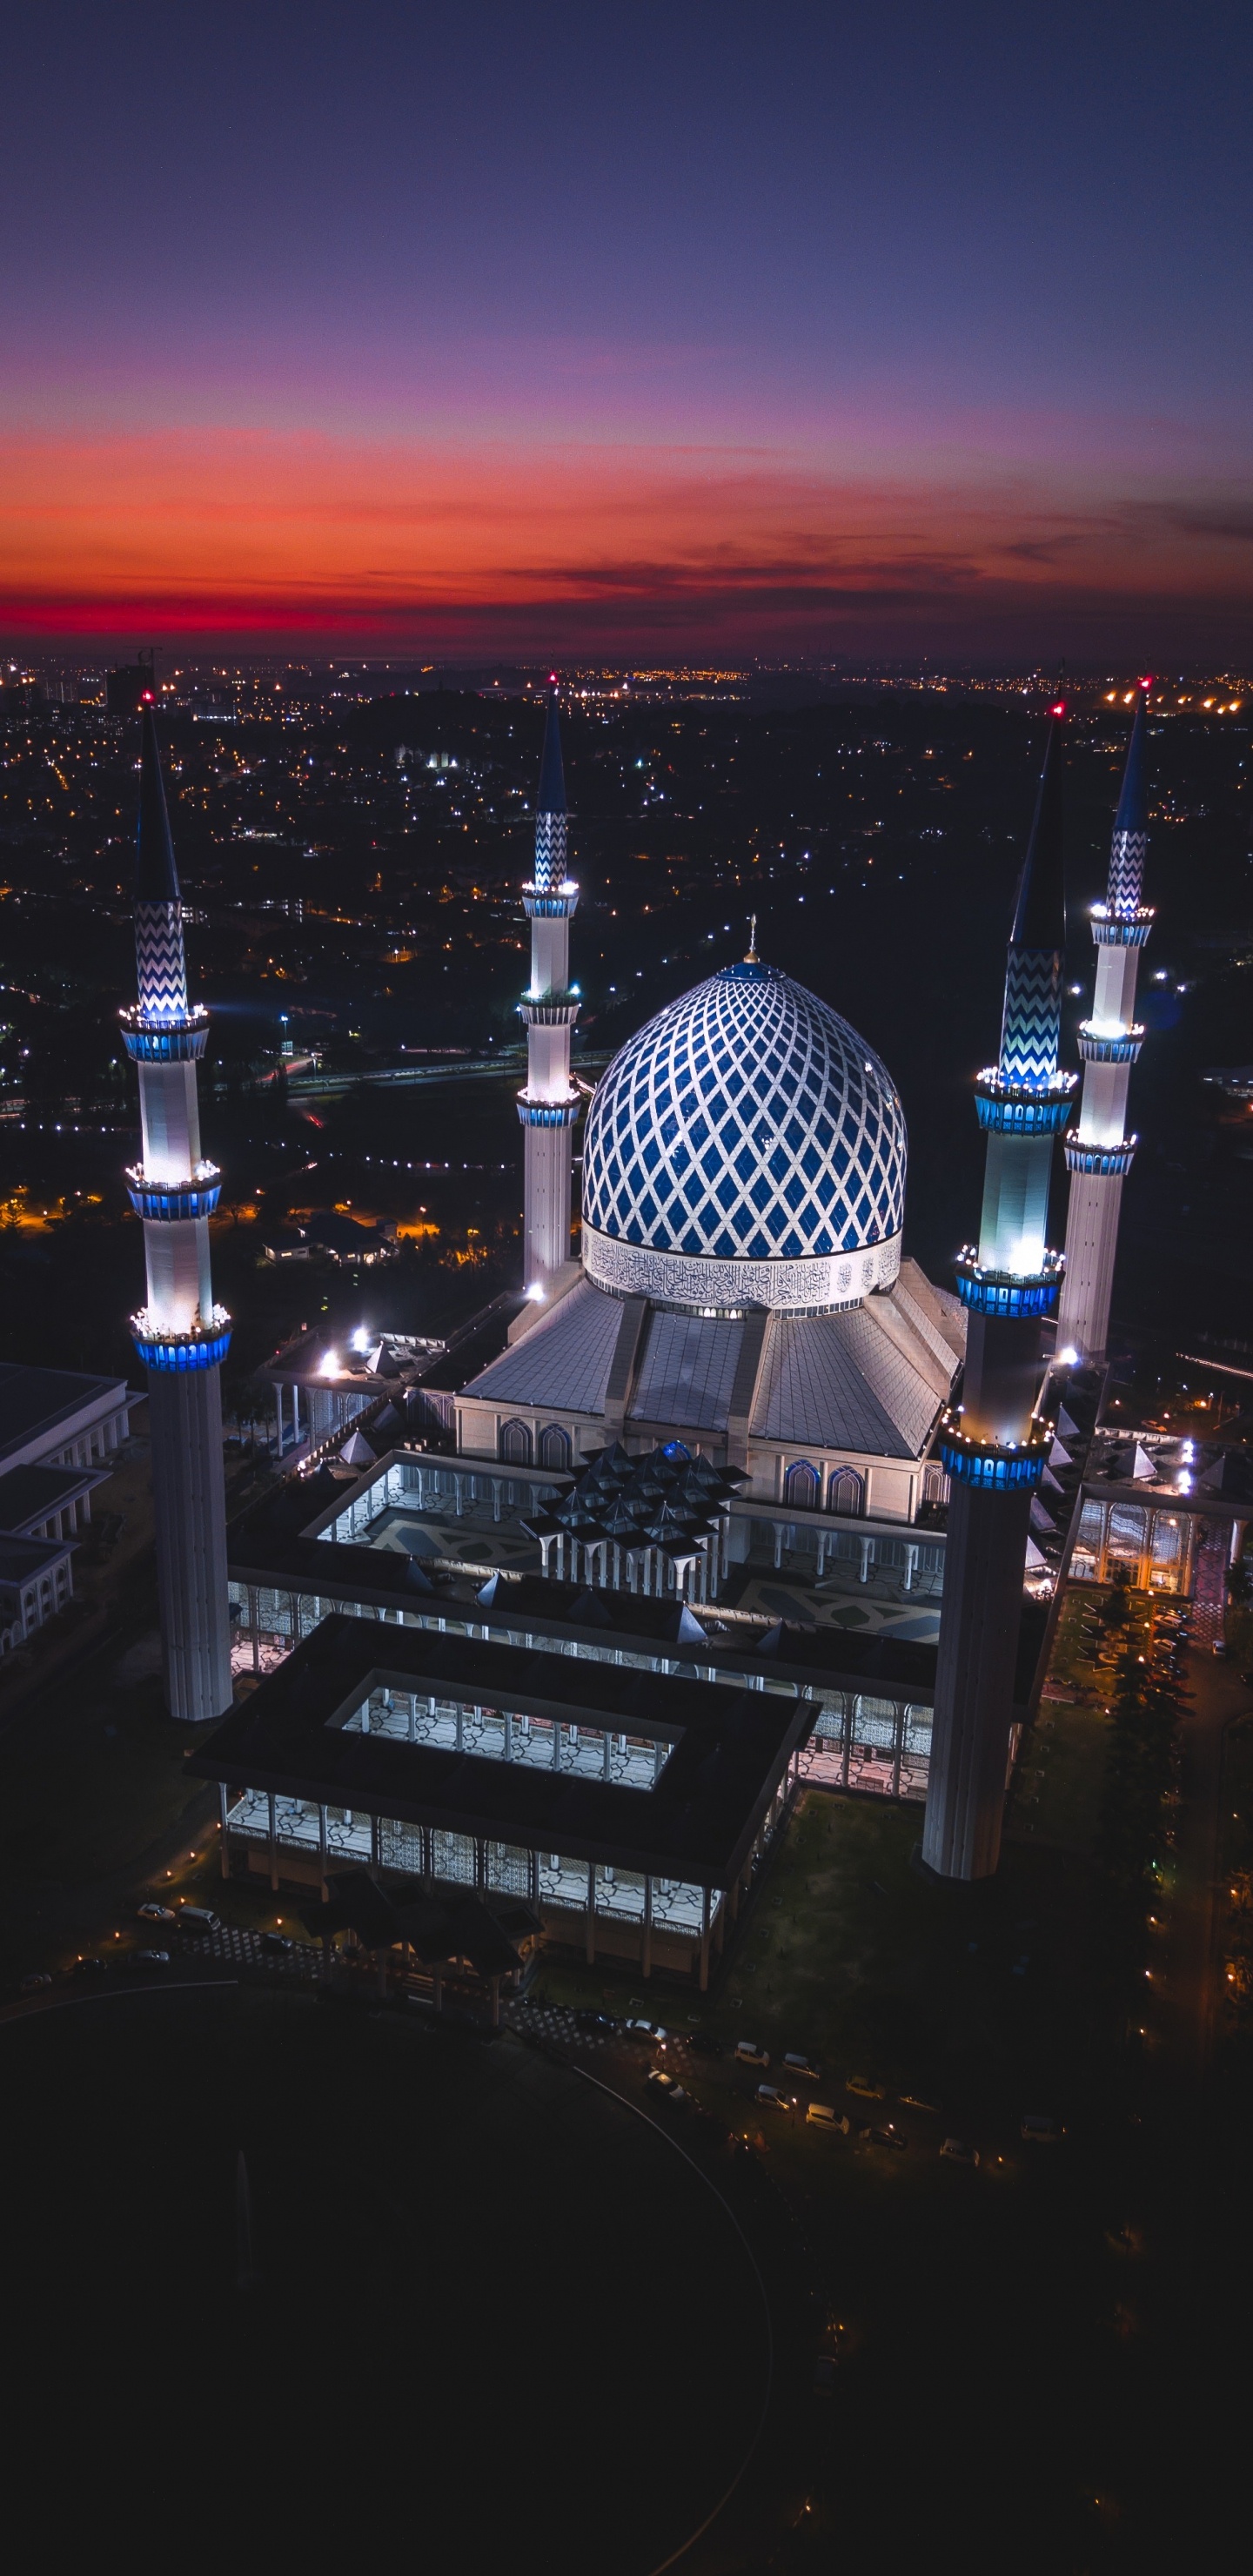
2,425,1250,651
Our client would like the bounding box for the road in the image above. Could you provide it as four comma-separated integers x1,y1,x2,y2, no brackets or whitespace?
1154,1645,1249,2083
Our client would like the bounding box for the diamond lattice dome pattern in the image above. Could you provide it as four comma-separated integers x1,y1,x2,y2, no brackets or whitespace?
582,963,907,1300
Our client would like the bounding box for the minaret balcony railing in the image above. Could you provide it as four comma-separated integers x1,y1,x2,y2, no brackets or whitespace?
522,882,579,920
1077,1022,1144,1064
936,1406,1054,1492
1063,1135,1137,1177
1090,904,1153,949
516,1090,581,1129
954,1246,1064,1319
131,1303,232,1372
119,1004,209,1063
518,991,581,1028
125,1160,222,1221
974,1068,1076,1135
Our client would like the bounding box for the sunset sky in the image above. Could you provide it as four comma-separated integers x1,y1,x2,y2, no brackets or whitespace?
3,2,1251,661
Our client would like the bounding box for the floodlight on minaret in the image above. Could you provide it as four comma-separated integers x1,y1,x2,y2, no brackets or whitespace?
516,683,581,1288
122,705,231,1722
921,705,1076,1881
1055,685,1153,1366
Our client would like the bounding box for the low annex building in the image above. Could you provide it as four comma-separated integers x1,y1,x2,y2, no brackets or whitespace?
191,1609,814,1989
0,1362,131,1654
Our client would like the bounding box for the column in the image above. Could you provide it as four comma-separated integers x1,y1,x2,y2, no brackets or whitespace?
267,1790,278,1892
586,1862,596,1964
699,1886,711,1993
318,1802,329,1901
642,1875,653,1979
219,1781,231,1880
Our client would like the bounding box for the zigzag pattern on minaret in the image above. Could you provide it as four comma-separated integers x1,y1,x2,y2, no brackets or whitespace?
136,900,190,1022
533,810,567,892
1108,828,1148,915
1001,947,1062,1088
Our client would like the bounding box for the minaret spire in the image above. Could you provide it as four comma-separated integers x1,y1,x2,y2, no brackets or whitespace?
516,683,581,1290
921,703,1077,1881
1055,686,1153,1365
123,703,231,1722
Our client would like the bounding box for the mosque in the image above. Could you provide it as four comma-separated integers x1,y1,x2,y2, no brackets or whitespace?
458,696,965,1533
116,678,1239,1970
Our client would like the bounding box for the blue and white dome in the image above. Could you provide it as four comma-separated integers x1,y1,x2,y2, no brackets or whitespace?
581,959,907,1312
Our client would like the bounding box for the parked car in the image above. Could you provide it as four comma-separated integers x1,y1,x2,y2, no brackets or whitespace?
813,2354,839,2397
940,2137,980,2166
846,2075,884,2100
806,2103,848,2132
783,2051,821,2083
19,1972,52,1993
137,1902,177,1925
865,2124,908,2151
625,2017,667,2044
899,2090,941,2112
178,1905,221,1933
734,2040,769,2067
260,1931,294,1954
72,1956,109,1977
755,2083,792,2113
574,2009,617,2033
132,1949,171,1968
1021,2114,1064,2143
647,2070,690,2108
686,2029,722,2059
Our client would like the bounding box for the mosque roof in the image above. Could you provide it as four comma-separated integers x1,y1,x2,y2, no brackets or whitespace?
460,1267,958,1460
464,1279,622,1414
580,957,906,1310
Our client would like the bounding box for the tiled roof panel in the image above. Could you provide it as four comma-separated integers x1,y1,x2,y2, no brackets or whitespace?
627,1311,745,1431
752,1305,940,1458
459,1282,621,1417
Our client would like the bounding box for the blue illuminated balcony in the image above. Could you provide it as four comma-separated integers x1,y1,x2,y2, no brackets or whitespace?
125,1161,222,1221
131,1305,231,1372
973,1069,1076,1135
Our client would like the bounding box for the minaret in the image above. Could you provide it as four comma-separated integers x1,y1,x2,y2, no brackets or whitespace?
123,706,232,1723
517,687,580,1287
1055,688,1152,1366
921,707,1076,1881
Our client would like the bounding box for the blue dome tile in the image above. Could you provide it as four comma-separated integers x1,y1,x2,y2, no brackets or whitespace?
581,958,906,1290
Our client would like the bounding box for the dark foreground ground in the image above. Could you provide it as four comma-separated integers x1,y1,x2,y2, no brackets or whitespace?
1,1985,772,2573
3,1557,1251,2571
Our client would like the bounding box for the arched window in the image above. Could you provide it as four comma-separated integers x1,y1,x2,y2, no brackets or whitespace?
784,1459,821,1510
827,1466,864,1518
921,1462,949,1505
499,1419,533,1467
539,1423,571,1472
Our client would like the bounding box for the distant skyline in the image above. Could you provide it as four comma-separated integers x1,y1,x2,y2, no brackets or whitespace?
3,3,1251,661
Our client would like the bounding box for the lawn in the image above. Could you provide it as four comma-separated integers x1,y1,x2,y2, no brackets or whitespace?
0,1623,214,1939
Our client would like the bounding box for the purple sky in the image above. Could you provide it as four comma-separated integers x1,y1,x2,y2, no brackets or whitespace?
3,2,1250,658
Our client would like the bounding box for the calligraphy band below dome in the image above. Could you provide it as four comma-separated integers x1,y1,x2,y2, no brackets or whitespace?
582,1221,902,1314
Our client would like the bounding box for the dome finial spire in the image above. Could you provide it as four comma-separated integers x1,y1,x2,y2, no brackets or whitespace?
744,914,758,963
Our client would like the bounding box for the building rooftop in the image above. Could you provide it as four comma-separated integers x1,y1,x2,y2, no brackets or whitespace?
191,1612,812,1888
0,1459,107,1533
462,1261,960,1459
0,1364,130,1469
